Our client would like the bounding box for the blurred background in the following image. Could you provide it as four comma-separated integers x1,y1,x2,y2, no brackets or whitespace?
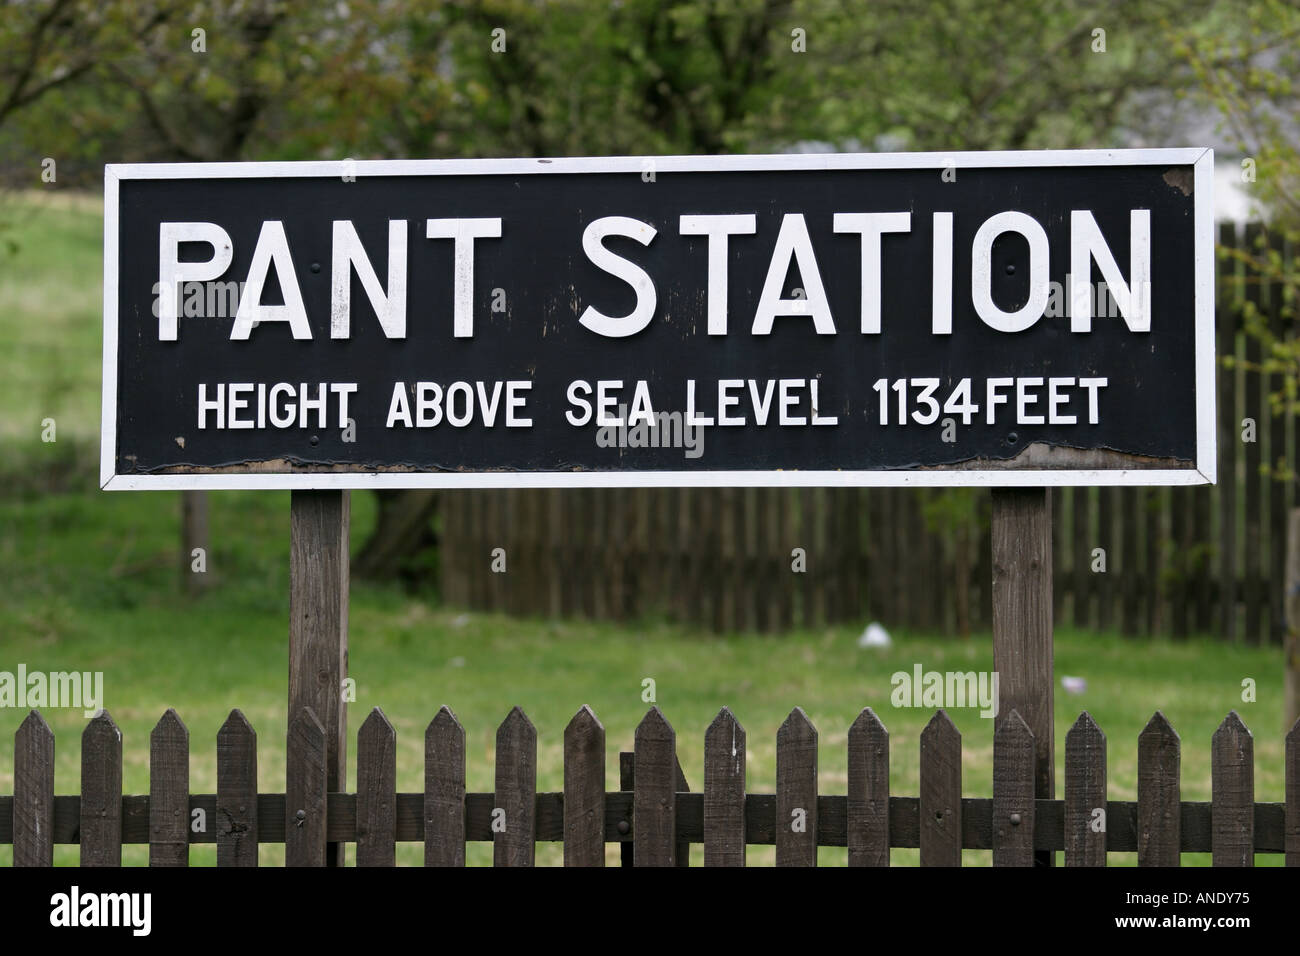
1,0,1298,865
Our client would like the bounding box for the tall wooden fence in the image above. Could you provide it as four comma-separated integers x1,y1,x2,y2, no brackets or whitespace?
2,705,1295,865
440,223,1296,642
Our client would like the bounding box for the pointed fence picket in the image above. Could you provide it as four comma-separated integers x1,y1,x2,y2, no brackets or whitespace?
1,706,1296,866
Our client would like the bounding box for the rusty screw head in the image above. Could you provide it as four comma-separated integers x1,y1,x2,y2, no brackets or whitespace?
617,820,630,835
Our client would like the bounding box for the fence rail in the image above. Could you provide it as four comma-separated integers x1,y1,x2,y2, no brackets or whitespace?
4,705,1298,865
439,224,1297,643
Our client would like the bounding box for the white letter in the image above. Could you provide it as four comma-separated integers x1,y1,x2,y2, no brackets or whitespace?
331,220,408,338
971,212,1049,333
426,218,503,337
753,214,835,334
299,383,327,428
1048,377,1076,424
718,379,745,426
330,383,357,425
1079,377,1107,423
506,381,532,426
158,222,233,340
832,212,910,333
270,383,296,427
197,383,224,429
986,377,1013,424
597,380,623,426
1069,210,1151,332
578,216,658,337
1017,377,1044,425
932,212,953,334
566,380,593,426
386,382,412,427
679,214,756,334
227,383,253,429
231,221,310,339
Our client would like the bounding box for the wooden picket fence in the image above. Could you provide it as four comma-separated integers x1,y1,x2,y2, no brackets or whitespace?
439,223,1297,644
3,704,1298,865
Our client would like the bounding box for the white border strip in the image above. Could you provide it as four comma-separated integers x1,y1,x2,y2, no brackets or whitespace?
100,167,120,491
102,469,1211,491
105,147,1208,180
1193,149,1217,482
101,147,1215,491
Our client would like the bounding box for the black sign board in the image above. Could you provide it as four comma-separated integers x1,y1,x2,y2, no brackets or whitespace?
101,149,1215,489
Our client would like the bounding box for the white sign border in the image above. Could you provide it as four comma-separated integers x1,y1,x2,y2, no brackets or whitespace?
101,147,1215,490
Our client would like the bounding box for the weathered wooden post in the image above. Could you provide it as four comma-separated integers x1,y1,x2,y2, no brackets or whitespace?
991,487,1054,866
289,489,350,866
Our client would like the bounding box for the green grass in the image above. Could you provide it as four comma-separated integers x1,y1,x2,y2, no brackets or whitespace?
0,191,1290,867
0,485,1291,866
0,191,104,447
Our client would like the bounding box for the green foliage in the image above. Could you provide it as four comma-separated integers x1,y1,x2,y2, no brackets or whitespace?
1,0,1226,180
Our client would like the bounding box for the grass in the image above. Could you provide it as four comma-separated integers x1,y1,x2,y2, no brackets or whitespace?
0,190,1291,866
0,190,104,447
0,485,1291,866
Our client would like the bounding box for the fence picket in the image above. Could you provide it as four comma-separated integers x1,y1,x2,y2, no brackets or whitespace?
673,756,691,867
703,707,746,867
149,708,189,867
563,705,606,867
847,707,889,867
920,710,961,866
80,710,122,867
633,707,677,866
216,709,258,867
1137,711,1181,866
13,710,54,867
356,707,397,866
993,710,1035,867
493,706,537,867
1288,718,1299,866
425,706,466,867
1211,711,1254,867
776,707,818,867
1,702,1298,864
1064,712,1107,867
619,751,635,867
286,707,328,867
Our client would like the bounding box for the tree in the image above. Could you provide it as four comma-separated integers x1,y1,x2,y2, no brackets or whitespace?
0,1,174,132
1176,0,1300,726
342,0,1221,584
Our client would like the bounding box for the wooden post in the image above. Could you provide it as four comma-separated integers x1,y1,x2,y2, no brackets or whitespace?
1285,509,1300,731
289,490,350,867
991,487,1054,866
